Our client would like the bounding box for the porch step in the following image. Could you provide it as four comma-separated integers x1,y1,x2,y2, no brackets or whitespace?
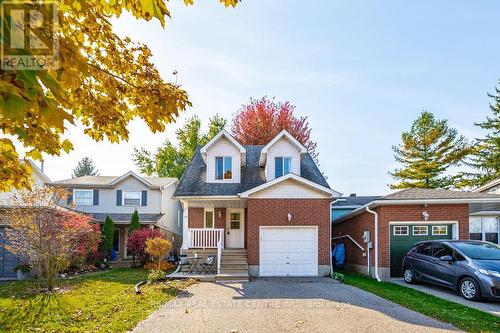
219,249,249,277
216,272,249,282
108,260,133,269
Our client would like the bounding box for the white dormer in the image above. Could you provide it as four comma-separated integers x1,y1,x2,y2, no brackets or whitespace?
259,130,307,182
201,130,246,183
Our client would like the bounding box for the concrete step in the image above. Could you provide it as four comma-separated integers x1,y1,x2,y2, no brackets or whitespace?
108,261,133,269
221,262,248,268
216,272,249,282
220,267,248,272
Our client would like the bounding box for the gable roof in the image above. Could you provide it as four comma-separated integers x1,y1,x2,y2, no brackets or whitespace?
26,160,51,183
472,178,500,193
173,145,332,197
200,129,246,163
259,130,307,166
239,173,340,198
50,173,177,189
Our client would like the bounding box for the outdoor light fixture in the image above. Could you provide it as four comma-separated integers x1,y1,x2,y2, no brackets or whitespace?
422,211,429,222
218,210,222,218
287,213,292,223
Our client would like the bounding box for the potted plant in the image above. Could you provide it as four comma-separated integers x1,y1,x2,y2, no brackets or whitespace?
14,263,32,280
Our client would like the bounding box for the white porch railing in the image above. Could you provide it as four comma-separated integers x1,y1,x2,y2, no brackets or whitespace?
187,228,224,249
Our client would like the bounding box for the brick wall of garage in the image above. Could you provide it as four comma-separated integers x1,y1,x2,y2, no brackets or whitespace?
334,203,470,269
247,198,331,266
333,209,376,268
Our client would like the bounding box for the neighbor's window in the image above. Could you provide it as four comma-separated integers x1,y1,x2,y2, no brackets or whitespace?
275,157,292,178
432,226,448,236
393,226,409,235
469,217,499,244
413,226,428,236
215,157,232,180
74,189,93,206
205,210,214,228
123,191,141,206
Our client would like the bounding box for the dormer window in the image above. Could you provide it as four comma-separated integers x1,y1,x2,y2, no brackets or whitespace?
275,157,292,178
215,156,232,180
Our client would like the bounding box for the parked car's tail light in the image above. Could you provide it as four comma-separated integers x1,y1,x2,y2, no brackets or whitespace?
478,268,500,278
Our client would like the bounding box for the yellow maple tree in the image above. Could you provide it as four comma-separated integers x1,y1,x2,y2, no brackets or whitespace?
0,0,238,190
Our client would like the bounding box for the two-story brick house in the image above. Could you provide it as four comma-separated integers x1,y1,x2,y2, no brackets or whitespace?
50,172,182,262
173,129,340,280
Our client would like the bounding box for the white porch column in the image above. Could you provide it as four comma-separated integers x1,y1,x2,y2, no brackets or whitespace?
181,200,189,250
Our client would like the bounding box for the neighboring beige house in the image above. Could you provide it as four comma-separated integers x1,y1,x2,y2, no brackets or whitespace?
50,172,182,262
0,160,50,279
471,177,500,244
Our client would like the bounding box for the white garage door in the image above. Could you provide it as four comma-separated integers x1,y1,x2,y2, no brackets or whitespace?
260,227,318,277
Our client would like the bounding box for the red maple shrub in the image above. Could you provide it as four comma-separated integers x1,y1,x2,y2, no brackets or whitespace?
231,97,318,159
126,228,164,266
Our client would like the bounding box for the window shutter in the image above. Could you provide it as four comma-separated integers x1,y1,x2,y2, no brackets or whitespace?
67,191,73,204
93,189,99,206
275,157,283,178
116,190,122,206
141,190,147,206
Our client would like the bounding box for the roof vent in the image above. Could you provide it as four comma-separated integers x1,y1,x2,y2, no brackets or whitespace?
349,193,356,197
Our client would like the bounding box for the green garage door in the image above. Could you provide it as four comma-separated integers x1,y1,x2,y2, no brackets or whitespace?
390,224,453,277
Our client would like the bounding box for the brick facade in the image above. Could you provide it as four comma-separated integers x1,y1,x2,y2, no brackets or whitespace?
246,198,331,266
187,199,331,270
334,203,470,272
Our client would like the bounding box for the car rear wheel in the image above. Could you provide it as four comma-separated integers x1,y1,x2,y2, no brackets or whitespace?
459,278,481,301
403,267,416,284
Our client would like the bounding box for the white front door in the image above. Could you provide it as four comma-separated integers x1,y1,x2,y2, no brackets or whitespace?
226,209,244,248
259,227,318,277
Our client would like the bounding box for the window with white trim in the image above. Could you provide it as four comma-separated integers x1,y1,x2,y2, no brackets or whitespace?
123,191,141,206
74,189,93,206
275,156,292,178
215,157,232,180
470,217,499,244
393,226,409,236
432,225,448,236
204,209,214,228
413,226,428,236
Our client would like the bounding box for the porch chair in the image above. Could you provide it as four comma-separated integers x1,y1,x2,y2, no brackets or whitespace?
178,255,192,274
200,255,216,274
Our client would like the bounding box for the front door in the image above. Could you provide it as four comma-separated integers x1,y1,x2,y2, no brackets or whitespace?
226,209,244,248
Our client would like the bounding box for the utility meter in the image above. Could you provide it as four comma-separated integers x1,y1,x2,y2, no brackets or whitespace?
362,230,370,243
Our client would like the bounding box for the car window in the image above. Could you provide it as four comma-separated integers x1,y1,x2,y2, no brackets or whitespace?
416,243,433,256
432,244,453,258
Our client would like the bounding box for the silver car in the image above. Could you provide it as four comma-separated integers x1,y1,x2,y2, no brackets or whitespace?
402,240,500,301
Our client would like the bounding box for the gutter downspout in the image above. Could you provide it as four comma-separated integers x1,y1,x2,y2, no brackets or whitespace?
329,198,342,276
366,206,382,282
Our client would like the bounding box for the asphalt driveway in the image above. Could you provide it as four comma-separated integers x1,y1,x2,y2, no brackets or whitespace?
133,278,459,333
391,278,500,317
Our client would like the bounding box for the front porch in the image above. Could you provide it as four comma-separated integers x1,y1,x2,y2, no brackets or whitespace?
179,198,249,281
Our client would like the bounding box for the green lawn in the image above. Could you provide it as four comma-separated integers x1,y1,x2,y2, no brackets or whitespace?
342,273,500,333
0,269,194,333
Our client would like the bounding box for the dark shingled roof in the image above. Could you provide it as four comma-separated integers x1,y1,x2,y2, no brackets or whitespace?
173,145,330,197
90,213,162,223
332,196,382,207
383,188,500,200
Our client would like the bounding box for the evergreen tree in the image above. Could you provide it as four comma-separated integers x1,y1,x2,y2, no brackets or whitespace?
459,81,500,187
133,115,226,179
129,209,141,234
100,216,115,258
390,111,472,189
72,156,99,178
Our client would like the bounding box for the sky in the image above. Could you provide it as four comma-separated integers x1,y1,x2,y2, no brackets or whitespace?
36,0,500,195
